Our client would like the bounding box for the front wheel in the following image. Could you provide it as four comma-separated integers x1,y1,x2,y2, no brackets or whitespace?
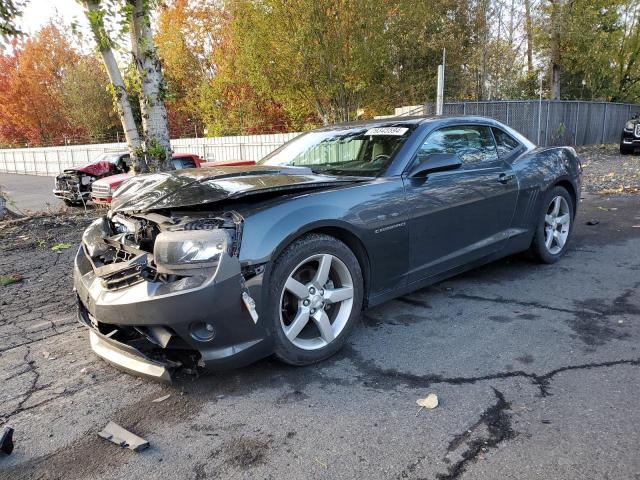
268,233,363,366
530,186,574,263
620,144,633,155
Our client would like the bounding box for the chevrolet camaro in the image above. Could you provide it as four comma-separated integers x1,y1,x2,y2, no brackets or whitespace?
75,116,582,381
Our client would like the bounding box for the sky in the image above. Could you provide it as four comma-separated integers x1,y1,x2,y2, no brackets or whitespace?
18,0,85,36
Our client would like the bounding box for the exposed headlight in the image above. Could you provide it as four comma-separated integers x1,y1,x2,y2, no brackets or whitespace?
82,218,110,257
153,229,231,270
626,121,635,131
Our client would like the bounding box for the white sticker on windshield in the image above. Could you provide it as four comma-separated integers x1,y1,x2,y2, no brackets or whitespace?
365,127,409,136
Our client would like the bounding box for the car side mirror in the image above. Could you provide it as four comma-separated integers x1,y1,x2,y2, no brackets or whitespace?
408,153,462,178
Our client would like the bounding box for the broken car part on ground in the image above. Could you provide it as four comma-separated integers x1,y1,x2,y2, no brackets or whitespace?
97,422,149,452
75,116,582,381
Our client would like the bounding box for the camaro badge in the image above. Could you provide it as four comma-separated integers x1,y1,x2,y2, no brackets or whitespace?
375,222,406,234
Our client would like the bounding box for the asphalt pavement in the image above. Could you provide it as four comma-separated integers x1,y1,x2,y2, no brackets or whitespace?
0,173,67,213
1,193,639,479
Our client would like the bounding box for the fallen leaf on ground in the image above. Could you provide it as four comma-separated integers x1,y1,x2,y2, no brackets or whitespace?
0,274,23,286
152,394,171,403
416,393,439,415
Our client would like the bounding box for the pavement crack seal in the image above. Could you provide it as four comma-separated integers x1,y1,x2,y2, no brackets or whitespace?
436,388,514,480
348,348,640,397
448,293,594,315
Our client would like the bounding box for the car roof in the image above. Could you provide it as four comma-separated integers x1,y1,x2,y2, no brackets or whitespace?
314,115,502,131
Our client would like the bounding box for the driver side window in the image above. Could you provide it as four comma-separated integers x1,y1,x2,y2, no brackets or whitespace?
418,125,498,166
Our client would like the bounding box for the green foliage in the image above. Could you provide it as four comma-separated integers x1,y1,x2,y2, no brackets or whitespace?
51,242,73,252
0,0,25,38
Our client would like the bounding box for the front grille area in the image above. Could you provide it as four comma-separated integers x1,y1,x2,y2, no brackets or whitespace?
635,124,640,138
92,184,110,196
56,176,79,191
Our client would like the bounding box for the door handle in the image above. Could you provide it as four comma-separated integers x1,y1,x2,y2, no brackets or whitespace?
498,173,515,184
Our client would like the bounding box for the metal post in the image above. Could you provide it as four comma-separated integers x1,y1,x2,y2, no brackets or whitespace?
544,101,550,147
537,76,543,145
574,102,580,146
12,151,17,173
601,103,607,144
436,64,445,116
32,151,37,175
506,102,510,125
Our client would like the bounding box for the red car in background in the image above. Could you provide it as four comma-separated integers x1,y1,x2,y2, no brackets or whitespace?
90,155,255,205
54,152,130,205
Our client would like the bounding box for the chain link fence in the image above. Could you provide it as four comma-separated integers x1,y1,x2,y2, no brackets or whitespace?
1,100,639,176
399,100,640,147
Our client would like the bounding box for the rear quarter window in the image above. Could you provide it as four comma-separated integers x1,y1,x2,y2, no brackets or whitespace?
492,128,521,159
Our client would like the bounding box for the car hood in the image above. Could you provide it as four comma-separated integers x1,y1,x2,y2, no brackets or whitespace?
94,173,131,188
110,165,364,212
62,161,115,177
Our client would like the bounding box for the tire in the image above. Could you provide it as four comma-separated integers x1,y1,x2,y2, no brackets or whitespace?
620,144,632,155
530,186,575,264
267,233,364,366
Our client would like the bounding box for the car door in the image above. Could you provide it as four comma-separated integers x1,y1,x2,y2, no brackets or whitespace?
403,124,519,283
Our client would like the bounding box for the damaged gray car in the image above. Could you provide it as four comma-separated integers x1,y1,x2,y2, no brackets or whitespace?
75,116,582,381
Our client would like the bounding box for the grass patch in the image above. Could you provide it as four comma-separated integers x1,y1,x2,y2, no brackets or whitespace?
51,242,73,252
0,274,23,286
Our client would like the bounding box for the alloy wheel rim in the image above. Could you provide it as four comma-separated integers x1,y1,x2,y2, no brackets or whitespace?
544,196,571,255
279,253,354,351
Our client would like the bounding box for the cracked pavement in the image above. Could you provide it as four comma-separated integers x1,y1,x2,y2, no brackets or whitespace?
1,193,639,480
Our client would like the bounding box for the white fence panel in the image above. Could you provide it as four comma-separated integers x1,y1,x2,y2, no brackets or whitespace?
0,133,301,176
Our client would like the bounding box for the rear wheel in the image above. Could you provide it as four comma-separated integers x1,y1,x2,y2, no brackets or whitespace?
530,186,574,263
268,233,363,366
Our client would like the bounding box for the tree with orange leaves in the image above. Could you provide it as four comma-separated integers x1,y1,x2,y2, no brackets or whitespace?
0,23,118,147
0,25,84,146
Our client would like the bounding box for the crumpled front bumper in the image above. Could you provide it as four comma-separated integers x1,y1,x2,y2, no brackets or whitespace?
74,245,271,380
86,326,172,382
53,189,90,201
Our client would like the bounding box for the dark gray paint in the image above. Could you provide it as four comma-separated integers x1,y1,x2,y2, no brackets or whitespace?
78,116,582,373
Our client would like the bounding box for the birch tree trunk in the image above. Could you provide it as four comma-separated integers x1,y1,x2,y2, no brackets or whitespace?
82,0,145,172
549,0,562,100
128,0,173,172
524,0,534,74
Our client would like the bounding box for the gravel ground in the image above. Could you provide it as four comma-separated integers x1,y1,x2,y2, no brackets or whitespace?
577,144,640,195
1,150,639,479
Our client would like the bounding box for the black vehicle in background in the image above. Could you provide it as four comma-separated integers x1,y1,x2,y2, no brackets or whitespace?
620,115,640,154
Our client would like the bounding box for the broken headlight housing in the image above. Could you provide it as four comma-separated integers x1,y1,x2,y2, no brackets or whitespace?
625,121,635,131
153,229,231,271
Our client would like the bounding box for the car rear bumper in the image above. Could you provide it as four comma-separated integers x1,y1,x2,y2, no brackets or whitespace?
74,245,272,380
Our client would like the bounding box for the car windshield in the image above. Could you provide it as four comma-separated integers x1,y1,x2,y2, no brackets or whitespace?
94,153,123,164
259,125,415,177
